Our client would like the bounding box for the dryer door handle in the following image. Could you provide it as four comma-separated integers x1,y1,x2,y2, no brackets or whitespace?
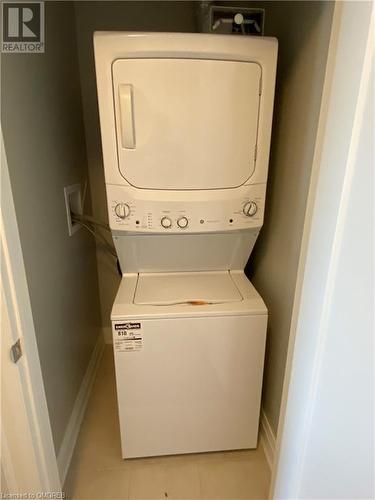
119,84,136,149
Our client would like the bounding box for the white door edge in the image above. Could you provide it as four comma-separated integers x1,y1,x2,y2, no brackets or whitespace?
1,129,61,492
270,2,374,498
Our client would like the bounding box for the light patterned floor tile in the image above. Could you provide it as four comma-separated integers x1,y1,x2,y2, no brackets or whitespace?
128,464,166,499
163,462,200,500
128,461,200,500
68,466,130,499
198,456,270,500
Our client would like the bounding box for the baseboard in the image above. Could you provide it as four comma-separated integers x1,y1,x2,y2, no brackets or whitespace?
57,334,105,485
259,409,276,470
103,325,112,344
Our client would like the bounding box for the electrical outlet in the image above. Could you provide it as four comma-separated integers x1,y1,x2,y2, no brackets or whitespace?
64,184,82,236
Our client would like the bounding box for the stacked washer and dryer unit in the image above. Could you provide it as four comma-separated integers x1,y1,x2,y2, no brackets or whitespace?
94,32,277,459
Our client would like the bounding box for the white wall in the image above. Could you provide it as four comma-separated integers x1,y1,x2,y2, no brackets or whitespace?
248,1,334,434
1,2,102,454
299,64,374,498
74,1,197,338
273,2,374,496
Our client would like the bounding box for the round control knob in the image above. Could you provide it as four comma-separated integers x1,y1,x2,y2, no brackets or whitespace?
115,203,130,219
243,201,258,217
177,217,188,229
161,216,172,229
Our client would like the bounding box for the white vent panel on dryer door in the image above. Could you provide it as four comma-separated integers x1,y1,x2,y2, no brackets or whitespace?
112,58,261,190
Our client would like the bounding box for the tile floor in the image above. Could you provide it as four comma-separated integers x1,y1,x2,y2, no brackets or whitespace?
65,346,271,500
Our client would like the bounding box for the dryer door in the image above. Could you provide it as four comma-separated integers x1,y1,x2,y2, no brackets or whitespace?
112,58,261,190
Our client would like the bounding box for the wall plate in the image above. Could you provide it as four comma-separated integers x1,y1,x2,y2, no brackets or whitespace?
209,6,265,36
64,184,82,236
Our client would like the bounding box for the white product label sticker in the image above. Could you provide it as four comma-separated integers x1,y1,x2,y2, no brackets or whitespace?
113,322,143,352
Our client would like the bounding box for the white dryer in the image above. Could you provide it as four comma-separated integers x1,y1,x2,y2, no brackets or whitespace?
94,32,278,458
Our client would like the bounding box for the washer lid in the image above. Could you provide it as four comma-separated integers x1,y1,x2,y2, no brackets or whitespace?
134,271,243,306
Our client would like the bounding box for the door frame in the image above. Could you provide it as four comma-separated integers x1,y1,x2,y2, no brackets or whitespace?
270,1,374,497
1,130,61,492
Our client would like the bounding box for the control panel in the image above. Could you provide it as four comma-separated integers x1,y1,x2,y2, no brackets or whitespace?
107,183,266,233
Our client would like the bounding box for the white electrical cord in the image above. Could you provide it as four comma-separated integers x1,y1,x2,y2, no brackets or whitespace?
81,178,88,210
72,218,117,258
73,212,110,231
73,185,117,260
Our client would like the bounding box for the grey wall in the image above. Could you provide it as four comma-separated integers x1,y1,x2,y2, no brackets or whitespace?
247,1,334,434
74,1,197,338
1,2,102,454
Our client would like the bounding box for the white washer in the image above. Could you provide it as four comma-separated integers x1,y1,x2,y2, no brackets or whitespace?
112,271,267,458
94,32,278,458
